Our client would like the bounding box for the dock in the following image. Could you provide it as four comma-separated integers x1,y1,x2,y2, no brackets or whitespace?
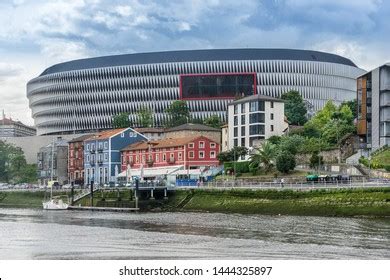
68,206,139,212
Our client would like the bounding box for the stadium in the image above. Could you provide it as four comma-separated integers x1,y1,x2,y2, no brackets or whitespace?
27,48,365,135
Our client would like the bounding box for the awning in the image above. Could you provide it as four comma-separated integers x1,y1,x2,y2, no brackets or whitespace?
117,165,184,178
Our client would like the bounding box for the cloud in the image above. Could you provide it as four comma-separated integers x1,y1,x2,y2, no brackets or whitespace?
0,62,24,80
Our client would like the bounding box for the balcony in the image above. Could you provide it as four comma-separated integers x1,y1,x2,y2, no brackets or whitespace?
97,159,103,165
90,148,96,154
97,146,104,153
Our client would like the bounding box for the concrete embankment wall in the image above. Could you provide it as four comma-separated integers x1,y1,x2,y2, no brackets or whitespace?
166,188,390,217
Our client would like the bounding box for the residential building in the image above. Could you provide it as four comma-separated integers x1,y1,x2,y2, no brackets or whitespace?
37,137,68,185
134,127,165,140
84,128,147,185
357,63,390,150
165,123,221,144
227,94,287,158
221,124,229,152
0,112,36,137
68,134,93,185
121,136,220,172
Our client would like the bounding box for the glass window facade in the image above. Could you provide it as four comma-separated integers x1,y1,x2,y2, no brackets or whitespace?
181,73,255,99
249,113,265,124
249,124,265,135
249,100,265,112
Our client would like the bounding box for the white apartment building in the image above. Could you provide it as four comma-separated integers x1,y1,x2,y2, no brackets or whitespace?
227,95,287,159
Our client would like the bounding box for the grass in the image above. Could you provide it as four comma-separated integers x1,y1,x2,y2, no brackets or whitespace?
166,188,390,217
0,191,69,208
373,150,390,165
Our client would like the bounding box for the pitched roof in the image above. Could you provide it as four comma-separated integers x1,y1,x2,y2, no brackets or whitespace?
135,127,165,133
228,94,283,105
122,135,209,151
165,123,220,132
68,134,95,143
85,128,127,141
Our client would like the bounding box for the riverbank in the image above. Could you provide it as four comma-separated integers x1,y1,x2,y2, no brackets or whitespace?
0,191,68,208
165,188,390,217
1,188,390,217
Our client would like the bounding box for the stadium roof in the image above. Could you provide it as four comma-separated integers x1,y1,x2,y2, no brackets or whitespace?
40,48,358,76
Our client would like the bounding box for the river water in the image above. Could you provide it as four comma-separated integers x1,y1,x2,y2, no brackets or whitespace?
0,208,389,259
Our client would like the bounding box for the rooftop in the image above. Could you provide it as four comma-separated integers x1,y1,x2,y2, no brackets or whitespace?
228,94,284,105
68,134,95,143
38,48,358,76
165,123,220,132
86,128,128,141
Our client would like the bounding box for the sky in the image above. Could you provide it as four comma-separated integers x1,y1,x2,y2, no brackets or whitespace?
0,0,389,126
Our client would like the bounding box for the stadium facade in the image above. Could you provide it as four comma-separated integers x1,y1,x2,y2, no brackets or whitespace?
27,49,365,135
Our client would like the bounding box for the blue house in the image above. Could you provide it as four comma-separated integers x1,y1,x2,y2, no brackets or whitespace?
84,128,147,185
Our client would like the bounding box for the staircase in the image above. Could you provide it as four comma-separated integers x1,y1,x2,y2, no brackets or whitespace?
72,187,100,204
346,152,363,165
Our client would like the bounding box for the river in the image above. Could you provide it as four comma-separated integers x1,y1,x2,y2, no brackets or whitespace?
0,208,389,259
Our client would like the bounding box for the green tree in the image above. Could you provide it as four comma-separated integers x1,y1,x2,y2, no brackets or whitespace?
112,112,132,128
165,100,190,127
281,90,307,125
278,135,305,155
249,142,276,173
217,146,248,163
307,100,337,128
267,135,282,145
203,115,223,129
341,99,357,120
276,151,296,174
137,106,153,127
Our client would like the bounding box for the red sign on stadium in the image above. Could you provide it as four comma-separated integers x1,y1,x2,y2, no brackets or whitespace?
179,72,257,100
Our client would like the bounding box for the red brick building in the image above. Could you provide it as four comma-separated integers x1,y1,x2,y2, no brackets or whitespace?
121,135,220,171
68,134,92,185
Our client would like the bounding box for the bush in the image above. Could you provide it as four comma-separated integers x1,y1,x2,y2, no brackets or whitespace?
385,165,390,172
224,161,250,174
276,152,296,174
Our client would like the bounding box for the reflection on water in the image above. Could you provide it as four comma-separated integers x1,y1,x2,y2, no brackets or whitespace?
0,208,389,259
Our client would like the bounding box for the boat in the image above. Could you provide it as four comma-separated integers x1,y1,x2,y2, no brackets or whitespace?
42,198,68,210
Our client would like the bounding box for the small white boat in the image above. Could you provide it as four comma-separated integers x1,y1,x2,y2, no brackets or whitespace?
42,199,69,210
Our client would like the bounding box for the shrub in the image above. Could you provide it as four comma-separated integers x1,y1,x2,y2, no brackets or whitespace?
224,161,250,174
276,152,296,174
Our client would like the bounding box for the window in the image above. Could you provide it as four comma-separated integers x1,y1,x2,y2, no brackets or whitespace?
250,100,265,112
121,132,124,138
104,141,108,149
163,153,166,161
104,153,108,161
70,159,74,167
86,144,90,151
234,138,238,147
156,154,159,162
178,152,182,160
122,155,126,164
241,103,246,113
249,113,265,124
241,138,245,146
188,142,194,148
241,126,246,136
234,116,238,126
170,153,174,159
199,151,205,158
136,155,139,163
270,113,274,120
210,151,216,158
104,167,108,183
181,73,255,99
270,101,274,108
249,124,265,135
234,127,238,137
241,115,245,125
70,150,74,157
199,141,205,148
234,105,238,114
86,155,90,162
210,142,216,148
271,125,274,132
189,151,194,158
